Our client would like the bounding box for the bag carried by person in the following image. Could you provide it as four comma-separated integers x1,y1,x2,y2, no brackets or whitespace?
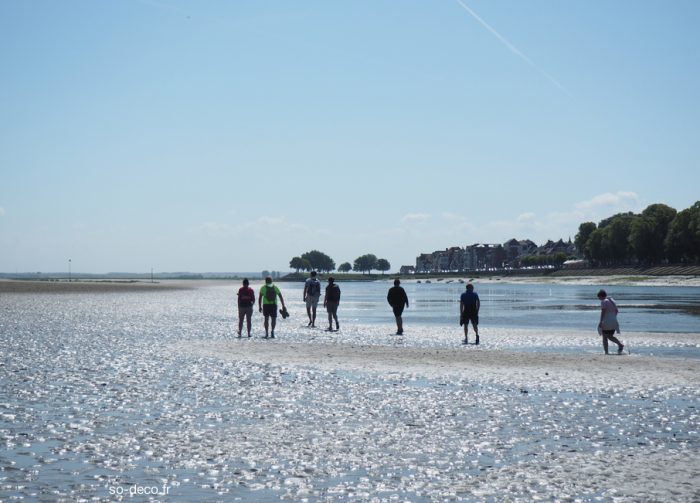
308,279,320,297
264,285,277,302
238,288,254,307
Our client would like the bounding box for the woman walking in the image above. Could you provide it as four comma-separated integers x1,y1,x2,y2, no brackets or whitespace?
597,289,624,355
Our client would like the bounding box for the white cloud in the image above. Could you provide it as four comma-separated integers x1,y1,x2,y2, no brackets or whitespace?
400,213,431,225
199,222,233,234
517,212,536,222
575,191,640,212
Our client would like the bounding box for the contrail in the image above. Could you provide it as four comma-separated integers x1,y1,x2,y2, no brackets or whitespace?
454,0,570,95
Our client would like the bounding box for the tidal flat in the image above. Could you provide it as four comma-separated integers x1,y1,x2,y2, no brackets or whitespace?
1,280,698,501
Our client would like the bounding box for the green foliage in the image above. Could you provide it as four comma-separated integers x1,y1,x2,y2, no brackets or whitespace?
665,202,700,263
575,222,596,260
300,250,335,273
289,256,311,272
630,204,677,264
338,262,352,273
574,201,699,266
520,252,567,267
353,254,378,274
376,258,391,274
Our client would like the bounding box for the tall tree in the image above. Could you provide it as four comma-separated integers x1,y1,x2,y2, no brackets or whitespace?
665,201,700,263
289,256,307,272
575,222,597,260
338,262,352,273
631,204,677,264
353,254,378,274
598,213,637,265
300,250,336,272
376,258,391,275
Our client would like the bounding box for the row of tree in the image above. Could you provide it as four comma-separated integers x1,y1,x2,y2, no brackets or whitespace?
290,251,392,275
574,201,700,266
520,252,568,268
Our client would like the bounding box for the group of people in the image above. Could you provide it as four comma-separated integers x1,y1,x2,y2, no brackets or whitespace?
235,272,623,354
234,273,415,338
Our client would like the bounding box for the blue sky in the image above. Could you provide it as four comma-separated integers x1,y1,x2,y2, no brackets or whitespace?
1,0,698,273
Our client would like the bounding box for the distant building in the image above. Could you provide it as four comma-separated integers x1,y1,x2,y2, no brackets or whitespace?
399,265,416,275
415,238,579,272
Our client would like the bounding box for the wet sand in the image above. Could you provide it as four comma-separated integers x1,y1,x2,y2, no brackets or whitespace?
181,338,700,391
0,279,194,293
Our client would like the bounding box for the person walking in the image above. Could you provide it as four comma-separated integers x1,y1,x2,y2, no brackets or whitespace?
597,289,624,354
323,276,341,332
258,276,286,339
236,278,255,338
460,283,480,345
303,271,322,327
387,278,409,335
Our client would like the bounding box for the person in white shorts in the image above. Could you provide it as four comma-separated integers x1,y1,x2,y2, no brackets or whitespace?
303,271,321,327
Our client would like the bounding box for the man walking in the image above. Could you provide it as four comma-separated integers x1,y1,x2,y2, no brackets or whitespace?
460,283,480,345
323,276,341,331
258,276,286,339
387,278,409,335
303,271,322,327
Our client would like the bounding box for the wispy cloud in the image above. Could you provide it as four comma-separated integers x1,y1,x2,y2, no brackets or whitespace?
198,216,305,237
574,191,640,212
400,213,432,225
517,212,536,223
454,0,570,95
0,207,5,217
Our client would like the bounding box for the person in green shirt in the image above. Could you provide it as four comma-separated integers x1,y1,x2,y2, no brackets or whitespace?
258,276,286,339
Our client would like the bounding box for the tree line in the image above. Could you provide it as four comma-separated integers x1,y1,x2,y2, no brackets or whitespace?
574,201,700,266
290,251,391,275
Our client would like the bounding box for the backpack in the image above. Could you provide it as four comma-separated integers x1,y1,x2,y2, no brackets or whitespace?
264,285,277,302
326,284,341,302
307,279,320,297
238,287,254,307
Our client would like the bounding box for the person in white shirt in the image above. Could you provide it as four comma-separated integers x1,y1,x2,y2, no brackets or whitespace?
597,289,624,355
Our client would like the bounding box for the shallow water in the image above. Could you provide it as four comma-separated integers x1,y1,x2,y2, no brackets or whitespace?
1,282,698,501
337,280,700,333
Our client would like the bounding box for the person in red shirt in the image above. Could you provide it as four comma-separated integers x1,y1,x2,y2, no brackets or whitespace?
236,278,255,337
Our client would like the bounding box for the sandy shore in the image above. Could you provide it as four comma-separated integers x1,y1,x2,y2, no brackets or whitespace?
179,339,700,391
0,279,194,293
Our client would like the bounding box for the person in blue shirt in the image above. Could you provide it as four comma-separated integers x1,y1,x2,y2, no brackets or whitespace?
460,283,480,345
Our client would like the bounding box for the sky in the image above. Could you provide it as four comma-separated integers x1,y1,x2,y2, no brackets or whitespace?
1,0,699,274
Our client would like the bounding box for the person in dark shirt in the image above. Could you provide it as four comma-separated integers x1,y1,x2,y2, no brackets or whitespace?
387,278,409,335
236,278,255,338
323,276,341,332
460,283,480,345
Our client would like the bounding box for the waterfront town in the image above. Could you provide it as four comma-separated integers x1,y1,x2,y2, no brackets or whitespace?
404,238,579,274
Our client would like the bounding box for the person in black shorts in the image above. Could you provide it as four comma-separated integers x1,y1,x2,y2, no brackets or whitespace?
460,283,480,345
323,276,341,331
258,276,286,339
387,279,409,335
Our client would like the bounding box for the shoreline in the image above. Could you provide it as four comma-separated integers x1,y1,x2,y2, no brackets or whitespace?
3,273,699,292
0,279,195,293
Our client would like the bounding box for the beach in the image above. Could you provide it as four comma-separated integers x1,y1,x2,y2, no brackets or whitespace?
1,278,698,501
